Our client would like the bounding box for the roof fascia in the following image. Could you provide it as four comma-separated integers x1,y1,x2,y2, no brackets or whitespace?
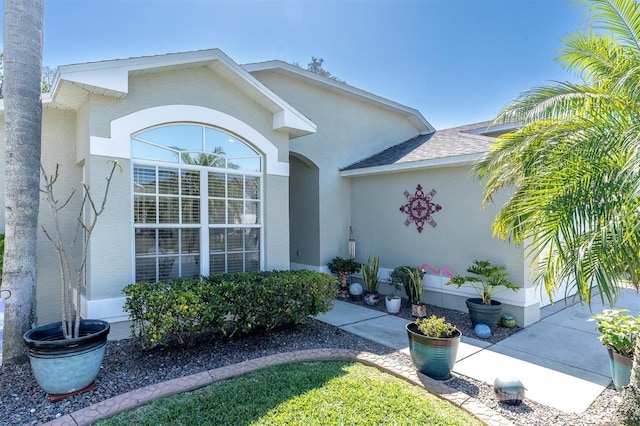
243,60,435,134
339,153,481,178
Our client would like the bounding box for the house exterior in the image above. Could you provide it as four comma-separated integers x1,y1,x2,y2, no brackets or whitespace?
0,49,558,327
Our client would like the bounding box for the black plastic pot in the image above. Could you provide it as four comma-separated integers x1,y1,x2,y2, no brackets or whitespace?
466,298,503,332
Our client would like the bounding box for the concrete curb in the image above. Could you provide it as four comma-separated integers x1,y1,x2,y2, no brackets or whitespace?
43,348,513,426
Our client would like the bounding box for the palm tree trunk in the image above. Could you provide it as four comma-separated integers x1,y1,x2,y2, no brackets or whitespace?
2,0,44,363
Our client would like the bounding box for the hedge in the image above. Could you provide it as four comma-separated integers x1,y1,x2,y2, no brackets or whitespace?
123,270,337,348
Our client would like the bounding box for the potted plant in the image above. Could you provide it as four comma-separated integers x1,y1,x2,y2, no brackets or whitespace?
406,315,461,380
447,259,518,331
591,309,640,391
404,266,427,317
361,255,380,306
385,293,402,314
327,256,361,298
389,265,424,302
22,161,120,397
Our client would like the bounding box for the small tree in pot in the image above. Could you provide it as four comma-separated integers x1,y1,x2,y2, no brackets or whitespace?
447,260,518,331
22,161,121,396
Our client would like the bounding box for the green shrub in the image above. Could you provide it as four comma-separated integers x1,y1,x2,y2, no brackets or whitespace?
123,270,337,348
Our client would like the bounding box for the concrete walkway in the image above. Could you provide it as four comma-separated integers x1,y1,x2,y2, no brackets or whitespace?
315,288,640,413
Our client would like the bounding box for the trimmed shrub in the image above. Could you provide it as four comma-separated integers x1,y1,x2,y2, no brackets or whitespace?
123,270,337,348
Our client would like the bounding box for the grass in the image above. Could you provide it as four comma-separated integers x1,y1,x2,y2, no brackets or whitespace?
96,361,483,426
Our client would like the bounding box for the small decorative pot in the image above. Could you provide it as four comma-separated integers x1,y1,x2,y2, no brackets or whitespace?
385,296,401,313
406,322,461,380
411,303,427,318
363,291,380,306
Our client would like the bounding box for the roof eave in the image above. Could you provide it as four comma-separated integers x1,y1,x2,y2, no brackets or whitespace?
46,49,317,137
340,153,482,178
244,60,435,134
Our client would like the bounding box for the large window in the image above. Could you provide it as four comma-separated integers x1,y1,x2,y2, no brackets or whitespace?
132,124,262,282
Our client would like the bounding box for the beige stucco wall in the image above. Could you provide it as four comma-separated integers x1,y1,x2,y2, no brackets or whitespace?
349,165,539,326
38,109,82,324
75,65,291,319
89,67,279,149
0,64,295,323
253,71,423,269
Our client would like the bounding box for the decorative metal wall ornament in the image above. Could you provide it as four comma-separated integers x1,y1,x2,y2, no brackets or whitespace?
400,184,442,233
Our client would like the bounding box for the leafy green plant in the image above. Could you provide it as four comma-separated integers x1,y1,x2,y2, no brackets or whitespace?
414,315,459,339
123,270,337,348
361,255,380,292
447,259,518,304
327,256,361,275
389,265,424,300
404,266,424,304
591,309,640,358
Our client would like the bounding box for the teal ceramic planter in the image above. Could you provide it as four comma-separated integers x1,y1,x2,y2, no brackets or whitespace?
608,349,632,392
406,323,461,380
23,320,110,395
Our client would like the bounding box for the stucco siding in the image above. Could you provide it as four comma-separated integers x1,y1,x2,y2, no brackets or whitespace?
85,156,133,301
37,109,81,324
350,165,523,280
88,67,278,150
264,174,290,269
349,165,541,326
254,71,422,266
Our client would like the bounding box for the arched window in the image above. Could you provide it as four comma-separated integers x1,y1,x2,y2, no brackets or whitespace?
132,124,262,282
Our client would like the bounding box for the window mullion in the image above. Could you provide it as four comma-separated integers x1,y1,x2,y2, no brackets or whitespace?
201,169,209,275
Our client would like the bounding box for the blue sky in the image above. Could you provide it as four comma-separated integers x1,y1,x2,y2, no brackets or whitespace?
14,0,588,129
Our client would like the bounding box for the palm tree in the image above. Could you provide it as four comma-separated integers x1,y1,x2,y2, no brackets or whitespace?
2,0,44,363
474,0,640,421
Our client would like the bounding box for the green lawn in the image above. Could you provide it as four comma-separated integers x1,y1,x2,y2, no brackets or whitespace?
96,361,483,425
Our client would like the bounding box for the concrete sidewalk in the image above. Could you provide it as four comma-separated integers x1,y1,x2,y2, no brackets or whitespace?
314,288,640,413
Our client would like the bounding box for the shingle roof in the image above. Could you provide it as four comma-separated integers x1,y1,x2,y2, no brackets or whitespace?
341,121,508,172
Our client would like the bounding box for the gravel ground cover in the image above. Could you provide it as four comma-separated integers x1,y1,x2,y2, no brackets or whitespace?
0,299,621,425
